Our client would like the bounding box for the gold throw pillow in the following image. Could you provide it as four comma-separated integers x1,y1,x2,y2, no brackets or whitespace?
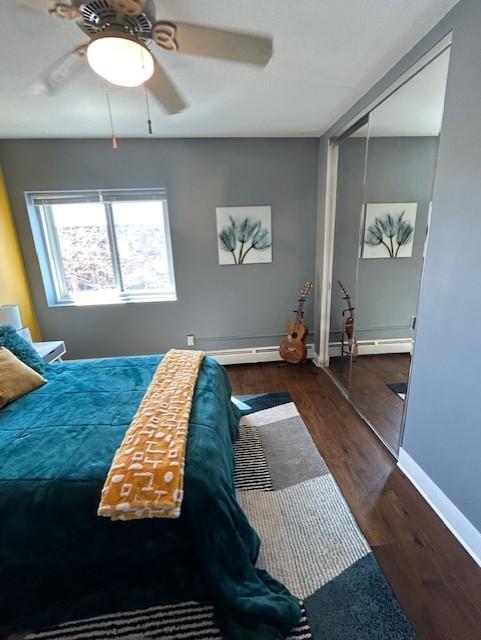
0,347,46,408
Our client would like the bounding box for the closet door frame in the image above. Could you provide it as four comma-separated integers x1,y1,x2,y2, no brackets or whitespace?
317,33,452,369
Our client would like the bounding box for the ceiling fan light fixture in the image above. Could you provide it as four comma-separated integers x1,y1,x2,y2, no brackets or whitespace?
87,34,154,87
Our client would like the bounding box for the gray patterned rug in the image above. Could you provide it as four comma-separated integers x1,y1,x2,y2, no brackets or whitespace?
22,394,416,640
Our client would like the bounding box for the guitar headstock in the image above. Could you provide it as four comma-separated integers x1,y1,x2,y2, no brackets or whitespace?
300,281,313,300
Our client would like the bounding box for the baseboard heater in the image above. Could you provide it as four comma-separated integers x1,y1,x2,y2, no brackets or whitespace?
329,337,413,357
206,343,316,365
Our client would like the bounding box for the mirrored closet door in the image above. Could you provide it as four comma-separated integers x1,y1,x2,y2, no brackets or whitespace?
328,119,369,393
328,46,451,455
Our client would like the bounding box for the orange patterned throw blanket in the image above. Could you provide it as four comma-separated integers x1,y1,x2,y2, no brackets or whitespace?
98,349,205,521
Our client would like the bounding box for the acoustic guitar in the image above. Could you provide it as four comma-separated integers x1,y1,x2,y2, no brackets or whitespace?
279,281,313,364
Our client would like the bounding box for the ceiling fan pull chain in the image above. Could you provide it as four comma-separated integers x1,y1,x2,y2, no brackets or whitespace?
144,84,153,135
103,80,119,149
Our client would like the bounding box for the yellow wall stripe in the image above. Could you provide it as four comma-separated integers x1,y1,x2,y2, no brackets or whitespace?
0,167,41,340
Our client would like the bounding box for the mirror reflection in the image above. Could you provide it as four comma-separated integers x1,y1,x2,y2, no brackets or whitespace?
329,48,451,455
328,122,368,392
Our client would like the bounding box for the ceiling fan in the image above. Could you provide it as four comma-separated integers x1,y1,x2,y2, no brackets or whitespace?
22,0,273,114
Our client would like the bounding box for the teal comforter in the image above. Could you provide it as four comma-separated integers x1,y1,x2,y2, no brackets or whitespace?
0,355,300,638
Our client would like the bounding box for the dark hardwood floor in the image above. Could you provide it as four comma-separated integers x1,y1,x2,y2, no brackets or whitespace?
329,353,411,452
228,361,481,640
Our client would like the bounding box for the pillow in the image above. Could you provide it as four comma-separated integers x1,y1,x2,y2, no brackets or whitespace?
0,347,46,408
0,324,45,374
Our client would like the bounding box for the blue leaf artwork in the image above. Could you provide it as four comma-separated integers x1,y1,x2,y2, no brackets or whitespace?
362,203,417,259
217,206,272,265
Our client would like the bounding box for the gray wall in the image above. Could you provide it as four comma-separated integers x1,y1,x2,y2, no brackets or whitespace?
331,136,438,341
0,138,318,359
402,0,481,532
319,0,481,533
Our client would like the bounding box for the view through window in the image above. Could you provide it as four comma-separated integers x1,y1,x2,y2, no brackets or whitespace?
29,190,176,305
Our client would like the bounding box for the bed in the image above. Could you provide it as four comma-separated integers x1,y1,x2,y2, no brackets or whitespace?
0,355,300,639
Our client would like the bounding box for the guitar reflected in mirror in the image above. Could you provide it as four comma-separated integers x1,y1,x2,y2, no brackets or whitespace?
338,280,358,359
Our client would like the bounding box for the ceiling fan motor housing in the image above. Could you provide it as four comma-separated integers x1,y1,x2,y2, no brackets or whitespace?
72,0,155,41
41,0,272,115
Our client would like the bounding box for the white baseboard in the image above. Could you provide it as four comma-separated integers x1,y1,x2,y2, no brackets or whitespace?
206,343,315,366
398,448,481,567
329,337,413,357
312,352,325,368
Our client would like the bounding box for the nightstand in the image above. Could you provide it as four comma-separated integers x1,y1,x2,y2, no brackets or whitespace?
33,341,66,364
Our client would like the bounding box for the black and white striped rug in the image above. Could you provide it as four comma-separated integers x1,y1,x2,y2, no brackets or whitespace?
233,423,273,491
23,394,415,640
25,601,311,640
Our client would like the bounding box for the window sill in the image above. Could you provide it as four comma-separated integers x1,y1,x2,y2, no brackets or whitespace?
47,296,177,308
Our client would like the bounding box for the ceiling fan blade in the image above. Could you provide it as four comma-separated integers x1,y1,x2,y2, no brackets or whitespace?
152,21,273,66
49,3,82,19
17,0,81,18
16,0,48,11
32,44,87,95
111,0,146,17
146,58,187,114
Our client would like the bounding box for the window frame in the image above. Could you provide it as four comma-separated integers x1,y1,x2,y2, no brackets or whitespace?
27,189,177,307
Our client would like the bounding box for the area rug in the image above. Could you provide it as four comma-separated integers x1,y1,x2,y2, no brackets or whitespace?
387,382,408,400
22,393,416,640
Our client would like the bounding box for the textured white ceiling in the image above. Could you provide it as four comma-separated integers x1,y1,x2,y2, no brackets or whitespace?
0,0,459,138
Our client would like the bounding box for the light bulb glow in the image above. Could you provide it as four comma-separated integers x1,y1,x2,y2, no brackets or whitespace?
87,35,154,87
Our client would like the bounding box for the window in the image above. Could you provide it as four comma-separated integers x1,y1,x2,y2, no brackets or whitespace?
27,189,176,306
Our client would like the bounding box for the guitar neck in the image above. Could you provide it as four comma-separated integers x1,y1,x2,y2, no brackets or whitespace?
295,300,306,323
338,281,354,316
292,282,312,324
